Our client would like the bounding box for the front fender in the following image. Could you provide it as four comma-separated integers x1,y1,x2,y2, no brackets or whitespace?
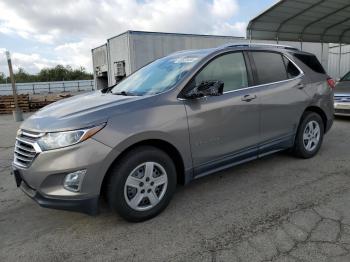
92,103,193,191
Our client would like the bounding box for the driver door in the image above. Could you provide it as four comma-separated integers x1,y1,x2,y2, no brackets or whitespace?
182,51,260,176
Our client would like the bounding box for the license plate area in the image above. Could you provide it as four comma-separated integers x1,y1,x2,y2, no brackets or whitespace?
335,103,350,110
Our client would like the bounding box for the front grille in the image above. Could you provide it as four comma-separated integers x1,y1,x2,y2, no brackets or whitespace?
334,95,350,103
14,130,44,168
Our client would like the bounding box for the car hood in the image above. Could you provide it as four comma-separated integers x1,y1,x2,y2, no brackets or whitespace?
21,91,148,132
335,81,350,95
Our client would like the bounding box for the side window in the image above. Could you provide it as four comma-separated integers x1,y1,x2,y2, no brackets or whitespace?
194,52,248,92
251,52,288,85
283,56,301,78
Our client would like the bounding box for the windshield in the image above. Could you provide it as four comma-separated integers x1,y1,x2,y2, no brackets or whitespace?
111,50,210,96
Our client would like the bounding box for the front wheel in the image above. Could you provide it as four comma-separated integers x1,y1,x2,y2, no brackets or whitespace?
293,112,324,159
107,146,177,222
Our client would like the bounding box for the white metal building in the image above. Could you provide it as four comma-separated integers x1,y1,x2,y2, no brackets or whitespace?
92,31,247,89
92,30,329,89
91,44,108,89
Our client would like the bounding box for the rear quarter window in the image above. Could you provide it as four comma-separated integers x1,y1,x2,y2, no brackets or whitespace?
293,53,325,74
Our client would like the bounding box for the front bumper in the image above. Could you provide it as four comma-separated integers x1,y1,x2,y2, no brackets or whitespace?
334,102,350,116
12,137,114,215
13,168,99,215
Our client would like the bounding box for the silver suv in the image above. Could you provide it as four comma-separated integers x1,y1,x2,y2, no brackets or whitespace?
12,44,334,222
334,71,350,116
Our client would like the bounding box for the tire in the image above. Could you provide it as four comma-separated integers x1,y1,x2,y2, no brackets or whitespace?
107,146,177,222
293,111,324,159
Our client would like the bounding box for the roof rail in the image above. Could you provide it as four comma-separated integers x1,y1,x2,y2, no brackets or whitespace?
219,43,299,51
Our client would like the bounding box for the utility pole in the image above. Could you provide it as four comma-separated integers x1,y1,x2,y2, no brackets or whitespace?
6,51,23,121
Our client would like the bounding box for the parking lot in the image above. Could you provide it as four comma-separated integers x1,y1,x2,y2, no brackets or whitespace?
1,114,350,262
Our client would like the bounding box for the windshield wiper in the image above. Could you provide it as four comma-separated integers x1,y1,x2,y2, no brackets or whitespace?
114,91,131,96
101,86,113,93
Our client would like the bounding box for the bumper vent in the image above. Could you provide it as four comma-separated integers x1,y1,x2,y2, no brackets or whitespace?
335,109,350,115
14,130,44,168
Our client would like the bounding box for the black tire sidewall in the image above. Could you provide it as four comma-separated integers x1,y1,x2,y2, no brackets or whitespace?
294,112,324,158
108,146,177,222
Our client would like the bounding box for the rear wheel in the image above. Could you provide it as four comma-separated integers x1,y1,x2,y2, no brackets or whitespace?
107,146,177,222
293,112,324,159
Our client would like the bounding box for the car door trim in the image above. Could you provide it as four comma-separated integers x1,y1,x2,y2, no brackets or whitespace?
258,132,296,157
192,132,295,180
194,145,258,179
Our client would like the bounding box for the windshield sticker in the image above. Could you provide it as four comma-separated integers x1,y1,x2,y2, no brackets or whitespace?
173,57,199,64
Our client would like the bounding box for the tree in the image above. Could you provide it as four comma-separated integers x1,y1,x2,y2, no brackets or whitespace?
0,72,6,84
36,65,93,82
14,68,35,83
0,66,93,83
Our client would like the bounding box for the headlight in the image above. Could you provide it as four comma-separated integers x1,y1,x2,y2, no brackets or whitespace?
37,123,105,151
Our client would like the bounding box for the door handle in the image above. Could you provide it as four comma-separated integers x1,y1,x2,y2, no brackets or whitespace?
241,94,257,102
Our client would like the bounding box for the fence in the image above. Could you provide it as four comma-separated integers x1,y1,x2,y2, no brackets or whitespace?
0,80,94,95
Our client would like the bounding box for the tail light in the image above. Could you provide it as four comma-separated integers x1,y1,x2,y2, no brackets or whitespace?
327,77,336,89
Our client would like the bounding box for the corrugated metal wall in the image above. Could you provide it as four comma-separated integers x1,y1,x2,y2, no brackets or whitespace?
106,31,246,86
328,44,350,79
93,31,332,88
92,44,108,69
107,33,131,86
129,32,246,73
91,44,108,89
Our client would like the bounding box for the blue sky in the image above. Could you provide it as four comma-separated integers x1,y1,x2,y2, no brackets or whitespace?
0,0,277,75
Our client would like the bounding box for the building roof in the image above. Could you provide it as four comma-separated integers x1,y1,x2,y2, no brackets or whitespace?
91,43,107,52
107,30,245,41
247,0,350,44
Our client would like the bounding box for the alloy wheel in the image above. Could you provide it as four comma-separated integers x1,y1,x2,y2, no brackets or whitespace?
303,120,320,152
124,162,168,211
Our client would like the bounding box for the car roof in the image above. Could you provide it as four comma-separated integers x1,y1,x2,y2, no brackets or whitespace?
168,43,320,80
170,43,315,58
218,43,299,51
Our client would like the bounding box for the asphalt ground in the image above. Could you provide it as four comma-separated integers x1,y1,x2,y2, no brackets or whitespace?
1,114,350,261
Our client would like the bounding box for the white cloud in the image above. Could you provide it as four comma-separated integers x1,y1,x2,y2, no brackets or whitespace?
213,21,247,36
0,51,67,75
54,38,101,70
0,0,246,74
212,0,239,19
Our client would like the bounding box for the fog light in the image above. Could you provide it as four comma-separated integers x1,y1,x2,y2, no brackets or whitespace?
63,170,86,192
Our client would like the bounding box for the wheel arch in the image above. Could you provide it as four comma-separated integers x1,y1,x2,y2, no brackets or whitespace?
100,139,186,199
302,106,328,132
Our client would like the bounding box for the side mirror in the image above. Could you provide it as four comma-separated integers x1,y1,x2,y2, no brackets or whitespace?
185,80,224,99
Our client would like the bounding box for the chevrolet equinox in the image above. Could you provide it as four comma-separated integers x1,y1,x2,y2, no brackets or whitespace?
12,43,334,222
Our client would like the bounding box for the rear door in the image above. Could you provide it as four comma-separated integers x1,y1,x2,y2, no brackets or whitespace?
248,51,310,155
